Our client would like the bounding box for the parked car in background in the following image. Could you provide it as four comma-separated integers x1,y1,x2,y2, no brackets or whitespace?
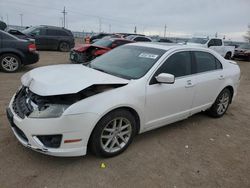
6,28,31,40
7,43,240,157
234,43,250,61
186,37,235,59
153,37,173,43
0,30,39,72
126,35,152,42
21,25,74,52
90,33,113,43
70,38,134,64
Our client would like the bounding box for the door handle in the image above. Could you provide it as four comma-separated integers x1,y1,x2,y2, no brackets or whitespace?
185,80,195,88
218,75,225,80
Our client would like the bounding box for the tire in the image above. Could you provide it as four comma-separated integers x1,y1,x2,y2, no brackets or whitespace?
225,52,231,60
90,109,137,158
0,53,21,73
58,42,70,52
208,88,232,118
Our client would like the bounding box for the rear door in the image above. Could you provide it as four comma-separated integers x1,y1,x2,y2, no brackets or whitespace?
145,51,196,129
191,51,224,114
45,29,60,50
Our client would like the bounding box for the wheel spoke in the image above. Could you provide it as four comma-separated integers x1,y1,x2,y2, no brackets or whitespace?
118,134,126,143
120,124,130,131
120,130,130,137
109,138,117,151
104,127,115,132
103,137,113,149
101,134,112,139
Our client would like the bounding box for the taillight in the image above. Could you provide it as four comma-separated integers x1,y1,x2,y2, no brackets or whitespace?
28,43,36,52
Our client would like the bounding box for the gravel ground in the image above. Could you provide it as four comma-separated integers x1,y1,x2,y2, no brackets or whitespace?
0,51,249,188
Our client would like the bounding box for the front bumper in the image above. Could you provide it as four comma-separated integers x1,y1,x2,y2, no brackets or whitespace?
6,95,99,157
70,50,88,64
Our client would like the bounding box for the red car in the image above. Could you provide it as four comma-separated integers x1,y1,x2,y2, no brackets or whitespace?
70,38,134,64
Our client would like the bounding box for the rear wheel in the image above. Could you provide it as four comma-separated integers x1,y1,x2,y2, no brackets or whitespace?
90,109,136,158
0,53,21,73
225,52,232,60
59,42,70,52
208,88,231,118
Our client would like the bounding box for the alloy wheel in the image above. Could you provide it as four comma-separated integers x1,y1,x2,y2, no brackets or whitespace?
217,92,230,115
100,117,132,153
1,56,19,72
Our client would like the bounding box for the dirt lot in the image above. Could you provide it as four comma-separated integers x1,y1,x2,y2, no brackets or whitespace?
0,51,249,188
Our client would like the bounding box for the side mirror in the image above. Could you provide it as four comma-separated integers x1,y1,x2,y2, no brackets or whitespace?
155,73,175,84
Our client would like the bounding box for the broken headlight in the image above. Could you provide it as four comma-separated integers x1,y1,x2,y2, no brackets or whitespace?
29,104,69,118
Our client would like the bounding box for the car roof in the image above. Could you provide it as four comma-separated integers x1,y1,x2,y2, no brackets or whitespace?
127,42,214,52
110,38,133,42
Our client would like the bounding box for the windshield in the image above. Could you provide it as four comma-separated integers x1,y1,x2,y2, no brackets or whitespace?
90,45,166,79
239,44,250,49
188,38,209,44
93,39,113,47
22,26,39,34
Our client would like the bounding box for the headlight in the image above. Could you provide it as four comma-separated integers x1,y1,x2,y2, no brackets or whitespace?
29,104,69,118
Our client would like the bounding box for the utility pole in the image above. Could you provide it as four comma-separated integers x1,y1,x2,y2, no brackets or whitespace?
134,26,137,34
19,14,23,27
98,17,102,33
6,14,9,25
109,24,111,33
164,24,167,38
62,7,67,28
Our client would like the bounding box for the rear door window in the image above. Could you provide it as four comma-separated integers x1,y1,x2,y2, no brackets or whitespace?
214,39,222,46
57,30,69,36
47,29,58,36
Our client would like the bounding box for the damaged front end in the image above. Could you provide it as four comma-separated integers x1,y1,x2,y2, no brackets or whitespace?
12,84,125,119
70,46,109,64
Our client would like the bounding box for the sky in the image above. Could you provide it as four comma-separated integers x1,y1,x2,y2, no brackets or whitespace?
0,0,249,41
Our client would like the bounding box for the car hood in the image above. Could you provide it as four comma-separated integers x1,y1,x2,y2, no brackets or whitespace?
73,44,109,52
21,64,129,96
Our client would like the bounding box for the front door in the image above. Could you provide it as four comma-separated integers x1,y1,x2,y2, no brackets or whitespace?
145,51,195,129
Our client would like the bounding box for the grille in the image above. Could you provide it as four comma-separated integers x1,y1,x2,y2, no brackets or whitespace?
12,87,33,119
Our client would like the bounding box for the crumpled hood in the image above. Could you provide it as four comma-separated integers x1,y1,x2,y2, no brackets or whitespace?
21,64,129,96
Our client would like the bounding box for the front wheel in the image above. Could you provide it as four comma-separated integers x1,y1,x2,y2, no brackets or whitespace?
90,109,137,158
208,88,232,118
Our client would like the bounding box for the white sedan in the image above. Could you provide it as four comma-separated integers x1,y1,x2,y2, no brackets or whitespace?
7,43,240,157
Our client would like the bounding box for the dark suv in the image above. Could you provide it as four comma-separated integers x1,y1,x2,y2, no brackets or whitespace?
0,30,39,72
22,26,75,52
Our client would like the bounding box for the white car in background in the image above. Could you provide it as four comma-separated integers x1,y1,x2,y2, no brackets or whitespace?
186,37,235,59
7,43,240,157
